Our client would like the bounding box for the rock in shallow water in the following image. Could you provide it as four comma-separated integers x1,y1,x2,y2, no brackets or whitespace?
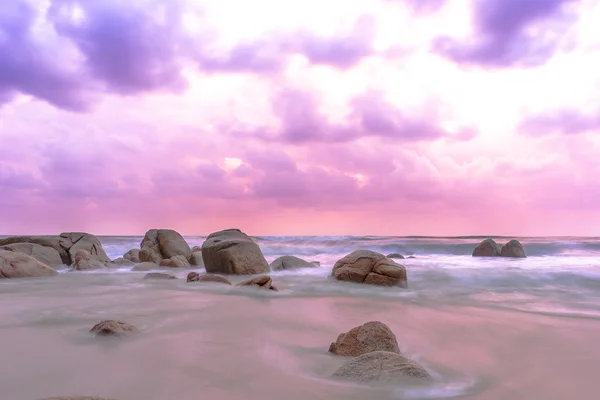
500,239,527,258
144,272,177,280
236,275,278,291
332,250,407,287
89,320,137,337
269,255,316,271
332,351,432,384
386,253,405,259
187,272,232,285
329,321,400,357
201,229,269,275
0,250,58,279
472,238,502,257
139,229,192,264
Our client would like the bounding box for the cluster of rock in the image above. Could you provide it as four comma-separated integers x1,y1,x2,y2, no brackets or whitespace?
472,238,527,258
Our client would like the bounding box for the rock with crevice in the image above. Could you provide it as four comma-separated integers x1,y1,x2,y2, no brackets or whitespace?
332,250,407,287
187,272,232,284
270,255,316,271
472,238,502,257
500,239,527,258
332,351,432,384
89,320,137,337
329,321,400,357
60,232,111,264
236,275,278,291
0,250,58,279
201,229,269,275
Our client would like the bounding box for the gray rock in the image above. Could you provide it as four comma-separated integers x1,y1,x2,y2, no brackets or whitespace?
472,238,502,257
201,229,269,275
332,351,432,384
500,239,527,258
270,255,316,271
329,321,400,357
332,250,407,287
0,250,58,279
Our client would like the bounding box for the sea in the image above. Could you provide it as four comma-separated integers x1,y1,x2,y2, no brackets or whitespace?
1,235,600,400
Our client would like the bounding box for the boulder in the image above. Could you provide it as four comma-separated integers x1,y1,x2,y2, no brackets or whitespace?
472,238,502,257
270,255,316,271
144,272,177,280
201,229,269,275
131,262,161,271
329,321,400,357
139,229,191,264
191,246,202,253
500,239,527,258
189,251,204,266
386,253,405,259
331,250,407,287
187,272,232,285
0,242,62,266
123,249,140,263
0,250,58,279
236,275,278,291
89,320,137,337
59,232,110,264
332,351,432,384
71,250,106,271
110,257,134,267
165,255,191,268
0,236,70,264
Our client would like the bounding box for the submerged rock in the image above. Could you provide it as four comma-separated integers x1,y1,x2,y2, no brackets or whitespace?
0,250,58,279
144,272,177,280
89,320,137,337
269,255,316,271
139,229,191,264
332,351,432,384
332,250,407,287
386,253,405,259
472,238,502,257
500,239,527,258
202,229,269,275
329,321,400,357
187,272,232,285
236,275,278,291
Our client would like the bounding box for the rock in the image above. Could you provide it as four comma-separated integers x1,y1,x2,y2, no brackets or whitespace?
139,229,191,264
144,272,177,280
270,255,316,271
131,262,161,271
89,320,137,337
472,238,502,257
386,253,405,259
189,251,204,266
201,229,269,275
123,249,140,263
110,257,134,266
0,236,70,264
0,250,59,279
187,272,232,285
71,250,106,271
236,275,278,291
60,232,110,264
0,242,62,266
332,351,432,384
407,256,416,259
191,245,202,253
331,250,407,287
500,239,527,258
166,255,191,268
39,397,118,400
159,259,171,267
329,321,400,357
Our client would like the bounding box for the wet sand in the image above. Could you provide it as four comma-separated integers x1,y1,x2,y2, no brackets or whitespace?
1,273,599,400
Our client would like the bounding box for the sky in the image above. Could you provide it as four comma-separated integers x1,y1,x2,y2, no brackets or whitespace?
1,0,600,236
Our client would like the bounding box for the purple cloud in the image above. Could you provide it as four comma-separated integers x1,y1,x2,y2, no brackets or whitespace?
520,109,600,135
433,0,578,67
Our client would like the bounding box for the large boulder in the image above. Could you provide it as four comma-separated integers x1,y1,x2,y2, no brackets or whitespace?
59,232,111,264
0,242,63,266
89,320,137,337
332,351,432,384
472,238,502,257
0,236,70,264
201,229,269,275
0,250,58,279
329,321,400,357
269,255,316,271
331,250,407,287
139,229,191,264
500,239,527,258
236,275,278,291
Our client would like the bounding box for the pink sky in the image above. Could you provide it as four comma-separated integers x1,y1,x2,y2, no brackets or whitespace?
1,0,600,236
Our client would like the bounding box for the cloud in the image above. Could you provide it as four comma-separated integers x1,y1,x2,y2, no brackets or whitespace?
519,109,600,135
433,0,577,67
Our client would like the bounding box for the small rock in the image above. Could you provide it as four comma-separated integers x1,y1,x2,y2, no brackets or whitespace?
500,239,527,258
332,351,432,384
144,272,177,280
386,253,405,259
89,320,137,337
187,272,232,285
329,321,400,357
236,275,278,291
269,255,316,271
472,238,502,257
407,256,416,259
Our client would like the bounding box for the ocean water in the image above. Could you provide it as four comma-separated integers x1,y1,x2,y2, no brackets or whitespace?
2,235,600,399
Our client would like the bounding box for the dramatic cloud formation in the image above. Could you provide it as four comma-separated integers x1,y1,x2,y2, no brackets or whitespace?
1,0,600,235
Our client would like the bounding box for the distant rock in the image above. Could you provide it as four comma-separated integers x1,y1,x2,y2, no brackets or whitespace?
71,250,106,271
472,238,502,257
202,229,269,275
407,256,416,259
311,261,321,266
139,229,191,264
386,253,405,259
131,262,161,271
187,272,232,285
144,272,177,280
270,255,316,271
329,321,400,357
0,250,59,279
332,351,432,384
332,250,407,287
123,249,140,263
236,275,278,291
500,239,527,258
0,242,62,266
89,320,137,337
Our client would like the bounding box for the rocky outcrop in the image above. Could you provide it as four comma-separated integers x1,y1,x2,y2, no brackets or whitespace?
332,250,407,287
332,351,432,384
139,229,191,265
89,320,137,337
0,242,62,266
269,255,316,271
187,272,232,285
329,321,400,357
500,240,527,258
131,262,161,271
144,272,177,280
60,232,110,264
386,253,404,259
123,249,140,263
0,250,59,279
0,236,70,264
71,250,106,271
472,238,502,257
201,229,269,275
236,275,278,291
